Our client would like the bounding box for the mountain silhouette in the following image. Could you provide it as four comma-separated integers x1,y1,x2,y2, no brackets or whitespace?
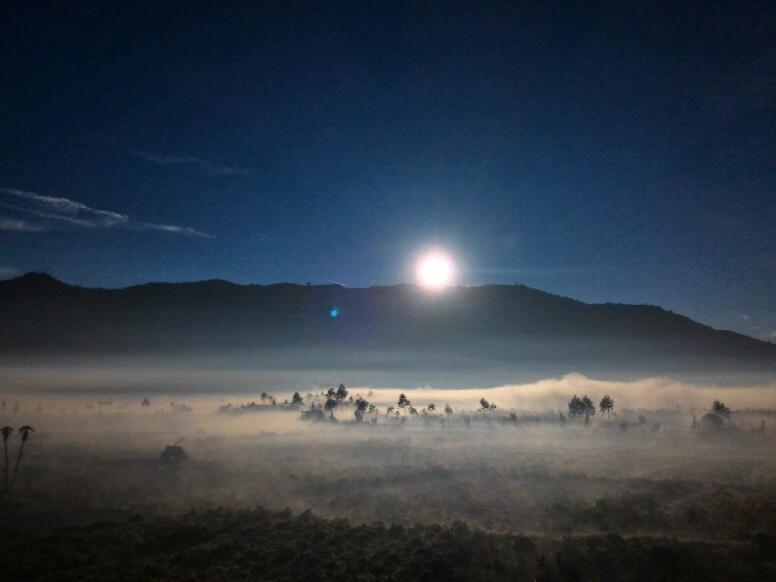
1,272,774,374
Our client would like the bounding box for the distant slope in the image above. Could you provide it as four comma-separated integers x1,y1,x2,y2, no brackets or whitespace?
0,272,774,373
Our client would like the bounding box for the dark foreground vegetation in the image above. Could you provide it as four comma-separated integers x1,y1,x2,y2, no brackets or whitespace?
2,506,774,582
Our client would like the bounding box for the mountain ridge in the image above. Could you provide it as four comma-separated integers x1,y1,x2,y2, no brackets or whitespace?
1,272,773,373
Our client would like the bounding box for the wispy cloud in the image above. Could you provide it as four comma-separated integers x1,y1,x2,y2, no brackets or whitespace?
0,187,213,238
0,216,48,232
130,150,249,177
136,222,214,237
0,188,129,228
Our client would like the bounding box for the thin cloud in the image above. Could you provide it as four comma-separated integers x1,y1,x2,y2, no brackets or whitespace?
0,216,48,232
0,188,128,228
135,222,214,238
0,187,213,238
130,150,249,177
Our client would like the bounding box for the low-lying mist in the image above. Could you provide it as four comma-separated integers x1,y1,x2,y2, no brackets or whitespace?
2,366,775,546
3,364,776,415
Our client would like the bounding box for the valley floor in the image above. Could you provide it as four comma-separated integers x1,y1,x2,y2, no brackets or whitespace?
1,400,775,580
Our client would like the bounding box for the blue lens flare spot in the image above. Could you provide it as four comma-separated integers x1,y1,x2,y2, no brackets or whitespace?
329,308,339,318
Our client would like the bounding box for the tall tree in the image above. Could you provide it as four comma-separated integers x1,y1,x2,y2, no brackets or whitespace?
336,384,348,401
9,425,33,493
324,397,338,412
581,396,596,417
1,426,12,493
568,396,584,417
599,395,614,416
354,397,369,422
712,400,731,418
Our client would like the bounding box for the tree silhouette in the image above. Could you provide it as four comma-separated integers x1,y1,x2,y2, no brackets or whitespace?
9,425,33,494
336,384,348,401
581,396,595,417
324,397,338,413
444,404,453,416
1,426,12,493
398,393,410,408
291,392,304,406
712,400,731,418
569,395,596,418
353,397,369,422
568,396,585,417
599,395,614,416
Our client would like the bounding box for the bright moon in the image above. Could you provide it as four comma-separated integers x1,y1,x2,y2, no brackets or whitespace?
416,252,455,289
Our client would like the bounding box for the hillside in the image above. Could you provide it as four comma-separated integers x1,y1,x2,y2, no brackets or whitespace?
0,272,774,373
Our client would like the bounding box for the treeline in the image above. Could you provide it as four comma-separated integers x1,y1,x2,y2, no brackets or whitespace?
217,387,765,437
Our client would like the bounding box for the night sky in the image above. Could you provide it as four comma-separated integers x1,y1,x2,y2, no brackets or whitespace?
0,2,774,339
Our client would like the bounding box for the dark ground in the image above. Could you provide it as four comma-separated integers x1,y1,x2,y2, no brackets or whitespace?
2,506,775,582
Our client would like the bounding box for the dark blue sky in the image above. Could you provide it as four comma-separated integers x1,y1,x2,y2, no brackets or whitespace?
1,1,774,339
